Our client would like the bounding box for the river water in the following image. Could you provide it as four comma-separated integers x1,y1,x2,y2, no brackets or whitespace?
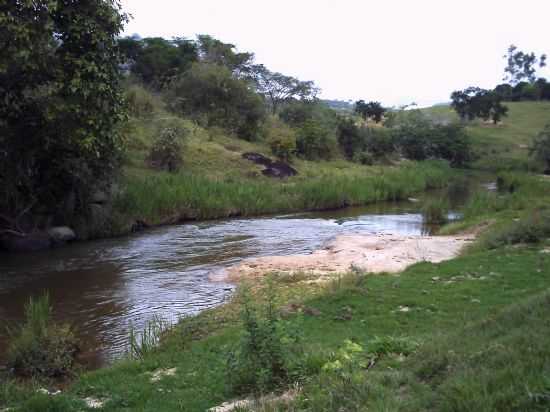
0,191,467,368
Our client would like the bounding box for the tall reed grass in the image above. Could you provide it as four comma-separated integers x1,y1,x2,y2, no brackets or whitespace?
113,161,453,229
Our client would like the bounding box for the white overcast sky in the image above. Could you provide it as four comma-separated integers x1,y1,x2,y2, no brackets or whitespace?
120,0,550,107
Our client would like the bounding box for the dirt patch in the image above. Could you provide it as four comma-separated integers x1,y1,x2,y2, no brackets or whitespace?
227,233,474,282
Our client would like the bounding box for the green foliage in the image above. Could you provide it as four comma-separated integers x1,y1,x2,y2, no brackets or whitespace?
227,285,304,395
296,120,337,160
115,161,451,225
503,44,547,85
336,118,365,160
147,126,186,172
250,64,319,114
167,63,265,140
352,150,374,165
481,209,550,249
390,111,472,166
127,315,170,360
354,100,386,123
7,294,78,378
364,127,395,158
530,124,550,170
125,84,163,118
450,87,509,124
366,335,419,356
0,0,128,232
119,36,198,88
265,118,297,161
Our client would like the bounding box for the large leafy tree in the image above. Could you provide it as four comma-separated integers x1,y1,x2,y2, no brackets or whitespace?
0,0,128,234
354,100,386,123
167,63,265,140
451,87,508,124
119,36,198,88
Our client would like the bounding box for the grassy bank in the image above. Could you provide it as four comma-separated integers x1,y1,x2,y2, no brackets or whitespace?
3,174,550,411
3,240,550,411
113,160,452,228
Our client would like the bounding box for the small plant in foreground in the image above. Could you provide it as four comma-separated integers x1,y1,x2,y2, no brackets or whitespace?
127,315,170,360
227,283,305,395
7,294,78,378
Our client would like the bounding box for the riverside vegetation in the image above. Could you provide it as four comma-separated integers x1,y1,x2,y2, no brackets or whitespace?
3,2,550,411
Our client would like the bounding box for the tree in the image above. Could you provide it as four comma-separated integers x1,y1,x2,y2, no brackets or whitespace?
0,0,128,235
450,87,482,120
389,110,471,167
450,88,508,124
196,35,255,76
337,118,364,159
354,100,369,121
503,44,547,85
119,36,198,88
167,63,265,140
354,100,386,123
296,119,337,160
250,64,319,114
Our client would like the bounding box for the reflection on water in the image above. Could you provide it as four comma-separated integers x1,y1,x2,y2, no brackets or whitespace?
0,187,472,367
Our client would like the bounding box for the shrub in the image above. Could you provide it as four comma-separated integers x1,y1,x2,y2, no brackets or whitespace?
481,209,550,249
296,119,337,160
7,294,78,378
337,117,365,160
390,110,471,166
364,127,395,158
227,285,304,395
125,84,162,117
265,118,297,162
352,150,374,165
147,126,186,172
167,62,265,140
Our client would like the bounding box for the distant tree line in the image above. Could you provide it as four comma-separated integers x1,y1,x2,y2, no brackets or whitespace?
451,45,548,124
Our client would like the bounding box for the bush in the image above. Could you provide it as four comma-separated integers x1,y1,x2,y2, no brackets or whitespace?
296,119,337,160
337,117,365,160
147,126,186,172
265,118,297,161
352,150,374,165
227,285,304,395
167,62,265,141
482,209,550,249
125,84,162,118
7,294,78,378
390,111,471,167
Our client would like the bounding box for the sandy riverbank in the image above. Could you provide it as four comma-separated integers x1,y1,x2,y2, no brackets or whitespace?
226,233,475,281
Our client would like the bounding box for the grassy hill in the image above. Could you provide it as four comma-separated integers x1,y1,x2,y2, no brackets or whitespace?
424,101,550,170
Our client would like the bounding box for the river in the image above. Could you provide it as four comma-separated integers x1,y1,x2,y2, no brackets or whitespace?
0,189,470,368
